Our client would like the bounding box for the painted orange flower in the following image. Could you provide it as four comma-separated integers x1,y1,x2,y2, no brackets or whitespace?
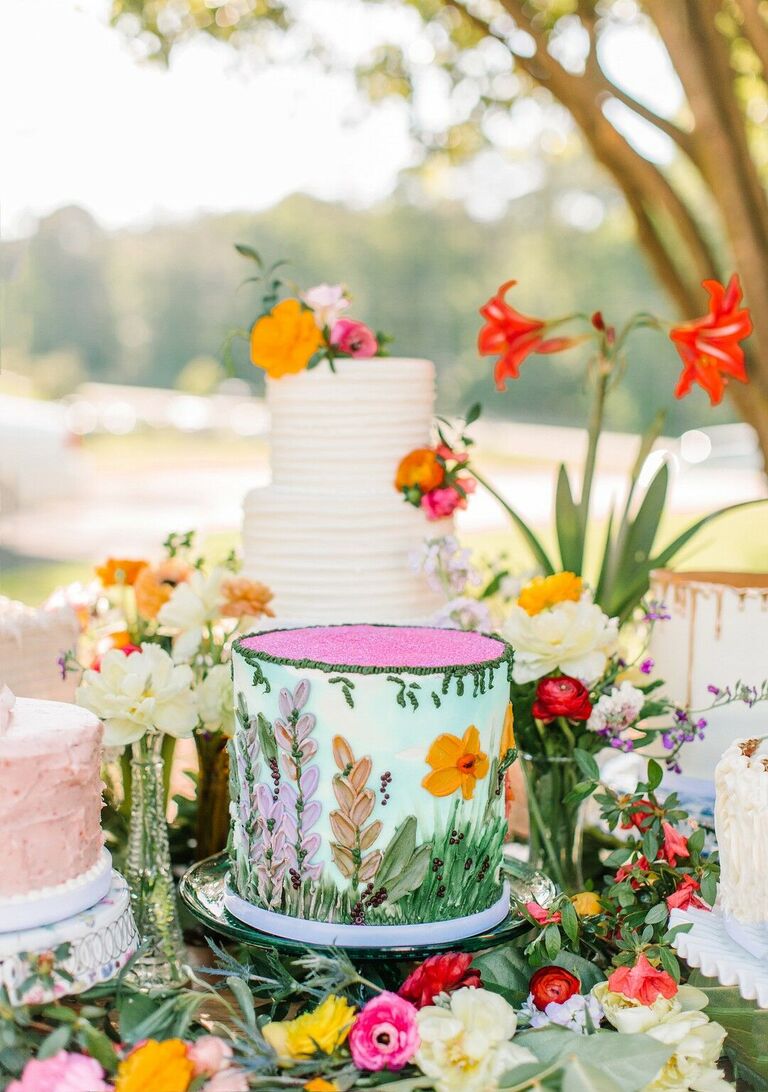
220,575,275,619
115,1039,194,1092
422,725,489,801
134,557,192,620
95,558,148,587
500,702,515,757
250,298,323,378
394,448,445,493
670,275,752,405
517,572,583,616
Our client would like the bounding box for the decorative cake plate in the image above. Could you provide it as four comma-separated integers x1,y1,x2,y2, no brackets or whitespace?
0,871,139,1006
670,907,768,1009
180,853,552,962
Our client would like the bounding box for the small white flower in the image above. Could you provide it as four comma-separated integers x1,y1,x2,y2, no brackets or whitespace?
158,566,227,662
301,283,349,329
197,662,235,736
77,643,198,746
412,535,481,596
431,596,492,633
588,681,645,740
504,596,618,684
521,991,603,1034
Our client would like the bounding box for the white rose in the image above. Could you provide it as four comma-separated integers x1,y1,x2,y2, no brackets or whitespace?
645,1013,730,1091
592,982,681,1035
158,567,226,662
198,662,234,736
504,596,618,684
415,988,536,1092
301,283,349,329
77,643,198,746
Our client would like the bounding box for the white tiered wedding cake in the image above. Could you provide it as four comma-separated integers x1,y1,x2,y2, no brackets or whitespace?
242,358,444,624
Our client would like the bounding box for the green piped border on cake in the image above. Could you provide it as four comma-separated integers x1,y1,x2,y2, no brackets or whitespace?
233,623,515,684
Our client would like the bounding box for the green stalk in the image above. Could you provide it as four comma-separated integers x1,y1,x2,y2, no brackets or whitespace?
578,361,609,533
471,467,555,575
519,757,568,892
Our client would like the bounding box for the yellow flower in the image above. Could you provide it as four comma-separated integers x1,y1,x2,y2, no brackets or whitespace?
115,1039,195,1092
422,725,489,801
262,995,356,1063
305,1081,340,1092
571,891,602,916
95,557,148,587
250,298,323,378
500,702,515,757
518,571,583,616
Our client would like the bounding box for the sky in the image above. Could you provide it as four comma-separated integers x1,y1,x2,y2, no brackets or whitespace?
1,0,683,237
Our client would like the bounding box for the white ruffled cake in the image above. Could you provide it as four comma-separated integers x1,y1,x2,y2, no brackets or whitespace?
242,358,444,625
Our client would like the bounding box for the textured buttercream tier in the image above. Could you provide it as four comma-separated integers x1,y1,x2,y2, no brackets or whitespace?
228,625,515,931
715,737,768,925
0,596,80,703
242,357,444,625
0,698,104,898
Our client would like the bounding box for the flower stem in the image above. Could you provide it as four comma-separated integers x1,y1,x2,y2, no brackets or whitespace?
579,363,609,532
519,757,568,892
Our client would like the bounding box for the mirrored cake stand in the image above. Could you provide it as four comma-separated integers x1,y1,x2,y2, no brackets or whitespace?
180,851,553,963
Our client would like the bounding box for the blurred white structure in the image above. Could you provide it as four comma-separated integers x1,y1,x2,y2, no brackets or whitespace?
0,395,83,513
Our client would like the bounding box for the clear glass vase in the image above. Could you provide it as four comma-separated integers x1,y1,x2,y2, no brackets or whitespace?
520,752,585,894
125,732,187,989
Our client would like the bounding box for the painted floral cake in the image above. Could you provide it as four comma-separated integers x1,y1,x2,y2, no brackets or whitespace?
227,624,516,943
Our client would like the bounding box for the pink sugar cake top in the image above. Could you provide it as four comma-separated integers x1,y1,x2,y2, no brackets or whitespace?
240,624,507,669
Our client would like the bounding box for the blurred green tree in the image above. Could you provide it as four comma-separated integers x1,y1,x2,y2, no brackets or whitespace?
109,0,768,462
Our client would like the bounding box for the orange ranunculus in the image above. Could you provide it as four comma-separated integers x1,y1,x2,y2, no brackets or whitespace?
394,448,445,493
133,557,192,620
250,298,323,378
478,280,577,391
95,558,148,587
500,702,515,757
517,571,583,616
304,1081,340,1092
422,725,489,801
115,1039,195,1092
670,275,752,405
220,575,275,619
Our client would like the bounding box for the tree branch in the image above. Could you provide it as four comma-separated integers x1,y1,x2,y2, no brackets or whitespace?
738,0,768,75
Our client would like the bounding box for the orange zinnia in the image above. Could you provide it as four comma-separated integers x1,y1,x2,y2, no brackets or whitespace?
95,557,148,587
394,448,445,493
115,1039,194,1092
422,725,489,800
133,557,192,620
220,575,275,619
670,275,752,405
250,298,323,379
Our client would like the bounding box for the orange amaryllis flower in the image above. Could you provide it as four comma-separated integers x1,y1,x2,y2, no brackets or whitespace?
250,298,323,379
394,448,445,493
422,725,489,800
115,1039,195,1092
478,280,576,391
670,275,752,405
95,558,148,587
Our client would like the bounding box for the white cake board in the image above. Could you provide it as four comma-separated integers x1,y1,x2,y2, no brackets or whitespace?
0,848,113,933
0,871,138,1006
670,906,768,1009
224,881,510,948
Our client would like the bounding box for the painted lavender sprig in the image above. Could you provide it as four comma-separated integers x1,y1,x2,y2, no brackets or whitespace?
229,697,261,894
253,783,290,907
274,680,322,886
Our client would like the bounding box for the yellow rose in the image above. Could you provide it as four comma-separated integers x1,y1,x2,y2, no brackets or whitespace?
571,891,602,916
115,1039,195,1092
262,995,356,1063
517,571,583,616
250,298,323,378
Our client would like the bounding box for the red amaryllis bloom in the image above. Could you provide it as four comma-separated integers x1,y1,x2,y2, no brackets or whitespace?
607,954,677,1005
659,821,689,867
532,676,592,723
529,966,581,1011
398,952,481,1009
478,280,576,390
666,874,709,912
670,275,752,405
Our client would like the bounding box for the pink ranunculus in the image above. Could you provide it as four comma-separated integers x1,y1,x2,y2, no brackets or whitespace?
188,1035,234,1076
302,283,349,329
420,482,474,521
349,991,420,1072
8,1051,111,1092
329,318,378,358
202,1068,250,1092
607,954,678,1005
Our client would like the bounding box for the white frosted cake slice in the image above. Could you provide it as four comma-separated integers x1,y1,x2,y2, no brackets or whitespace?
0,596,79,702
715,736,768,927
242,358,444,624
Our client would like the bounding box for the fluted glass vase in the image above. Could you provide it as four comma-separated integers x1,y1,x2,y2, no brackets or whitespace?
520,752,585,894
125,732,187,989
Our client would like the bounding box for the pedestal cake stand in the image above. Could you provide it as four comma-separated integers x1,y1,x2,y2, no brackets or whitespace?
670,907,768,1008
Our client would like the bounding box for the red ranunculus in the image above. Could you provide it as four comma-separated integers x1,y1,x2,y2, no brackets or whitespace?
478,280,576,391
659,821,689,867
529,966,581,1011
398,952,482,1009
607,954,677,1005
666,874,709,912
670,275,752,405
532,676,592,723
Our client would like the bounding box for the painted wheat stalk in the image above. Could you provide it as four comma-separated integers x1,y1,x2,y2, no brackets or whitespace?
330,735,382,888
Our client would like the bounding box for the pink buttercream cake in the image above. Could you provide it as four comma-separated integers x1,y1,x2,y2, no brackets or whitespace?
0,697,104,898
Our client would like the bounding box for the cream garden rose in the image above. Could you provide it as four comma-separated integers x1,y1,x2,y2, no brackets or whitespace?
77,643,198,746
504,594,619,684
414,987,536,1092
158,566,227,663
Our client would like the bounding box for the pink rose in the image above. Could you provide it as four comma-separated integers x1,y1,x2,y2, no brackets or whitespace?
330,318,378,358
202,1068,250,1092
349,991,420,1072
188,1035,233,1076
8,1051,111,1092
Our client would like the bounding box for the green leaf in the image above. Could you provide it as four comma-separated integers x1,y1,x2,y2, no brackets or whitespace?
647,759,663,791
383,842,432,904
256,713,277,763
593,504,616,606
465,401,482,426
564,780,598,806
544,923,562,959
687,827,706,856
77,1025,119,1073
554,951,605,993
473,946,532,1005
227,975,257,1030
234,243,262,265
37,1024,72,1059
480,569,510,600
555,464,584,572
700,871,718,905
562,1057,619,1092
644,902,669,926
574,748,600,781
376,815,418,888
560,899,579,944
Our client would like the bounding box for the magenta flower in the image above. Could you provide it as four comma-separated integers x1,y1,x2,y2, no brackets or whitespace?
349,992,420,1072
330,318,378,358
420,480,475,521
8,1051,111,1092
